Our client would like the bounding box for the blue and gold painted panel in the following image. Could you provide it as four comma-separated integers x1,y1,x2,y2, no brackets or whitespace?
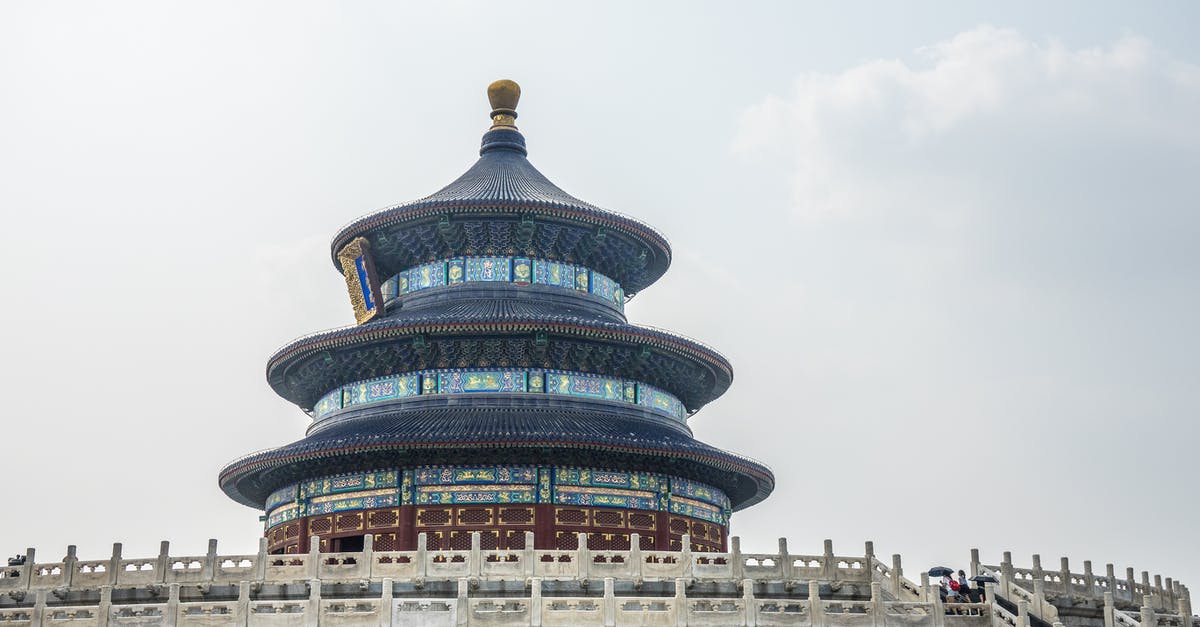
414,466,537,486
302,471,399,498
307,489,400,516
264,466,729,529
637,384,685,421
554,485,658,510
266,504,299,529
311,368,687,423
266,485,297,512
554,468,661,492
546,371,623,401
344,375,419,406
382,256,624,309
437,370,526,394
668,496,725,524
670,477,731,509
415,485,537,505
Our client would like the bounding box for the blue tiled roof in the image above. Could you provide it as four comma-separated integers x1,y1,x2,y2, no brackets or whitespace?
219,402,774,512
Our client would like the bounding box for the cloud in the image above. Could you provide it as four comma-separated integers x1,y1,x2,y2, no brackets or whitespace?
734,26,1200,230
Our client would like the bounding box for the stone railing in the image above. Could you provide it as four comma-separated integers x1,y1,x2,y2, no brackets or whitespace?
977,550,1193,620
0,536,1191,626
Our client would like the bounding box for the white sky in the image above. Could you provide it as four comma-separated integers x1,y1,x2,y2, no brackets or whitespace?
1,1,1196,592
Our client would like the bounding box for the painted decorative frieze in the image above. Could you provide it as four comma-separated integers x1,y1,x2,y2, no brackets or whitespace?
379,256,624,309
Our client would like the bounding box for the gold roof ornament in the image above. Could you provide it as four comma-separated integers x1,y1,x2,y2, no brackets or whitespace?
487,79,521,130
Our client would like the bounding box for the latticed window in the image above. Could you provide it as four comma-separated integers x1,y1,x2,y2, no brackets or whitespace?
368,510,398,528
555,532,578,550
336,513,362,531
418,509,451,526
594,510,623,528
499,507,533,525
309,518,333,534
555,508,587,525
456,507,493,526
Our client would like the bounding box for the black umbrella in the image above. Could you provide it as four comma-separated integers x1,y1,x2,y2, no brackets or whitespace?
928,566,955,577
969,575,999,583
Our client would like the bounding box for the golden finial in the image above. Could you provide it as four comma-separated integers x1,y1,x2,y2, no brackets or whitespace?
487,79,521,130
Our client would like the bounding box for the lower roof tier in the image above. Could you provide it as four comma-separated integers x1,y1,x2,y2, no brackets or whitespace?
218,400,773,513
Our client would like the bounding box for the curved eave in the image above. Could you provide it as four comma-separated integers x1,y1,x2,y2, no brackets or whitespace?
330,201,672,294
265,317,733,410
219,436,774,512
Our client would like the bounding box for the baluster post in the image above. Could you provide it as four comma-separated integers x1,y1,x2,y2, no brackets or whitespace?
307,536,319,580
821,538,833,580
108,543,121,586
731,536,743,581
98,585,112,627
1060,557,1071,595
603,577,615,627
1032,554,1043,583
415,533,428,579
892,554,903,597
19,548,34,590
236,580,250,626
166,583,180,627
864,540,874,563
808,580,823,625
744,577,757,627
455,578,468,627
870,581,883,627
681,534,692,578
523,531,536,579
202,539,217,581
577,533,589,581
1154,574,1164,610
630,533,642,581
362,533,373,579
63,545,77,588
780,538,793,580
674,577,687,627
1017,599,1030,627
1084,560,1095,596
1001,552,1015,595
1103,591,1115,627
1140,594,1155,627
529,576,541,627
255,537,267,581
970,548,980,577
1126,567,1137,604
1165,577,1174,607
921,571,932,603
156,541,170,584
469,532,481,578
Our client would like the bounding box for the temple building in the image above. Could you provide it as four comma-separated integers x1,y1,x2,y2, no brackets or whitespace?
217,80,774,556
0,81,1189,627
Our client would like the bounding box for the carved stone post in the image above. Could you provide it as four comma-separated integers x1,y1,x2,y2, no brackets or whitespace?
933,581,946,627
19,548,34,590
30,588,46,627
1031,554,1043,583
681,534,693,578
864,541,874,563
808,580,823,627
602,577,616,627
1140,594,1155,627
236,580,250,627
469,532,481,578
576,533,589,581
1017,599,1030,627
255,537,267,581
1126,567,1137,604
307,536,320,580
304,579,320,627
362,533,374,579
523,531,536,579
416,533,428,579
731,537,743,581
822,539,834,581
202,539,218,581
744,577,757,627
1001,552,1015,596
529,577,542,627
778,538,791,580
1103,591,1115,627
970,548,980,577
63,545,77,588
1165,577,1174,606
1060,557,1071,595
1084,560,1095,596
921,571,931,603
156,538,170,583
674,578,688,627
630,533,642,581
456,577,469,627
892,554,904,597
870,581,883,627
98,585,112,627
108,543,121,586
166,583,180,627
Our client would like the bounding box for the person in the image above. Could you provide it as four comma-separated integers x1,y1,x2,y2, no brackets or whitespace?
958,570,973,602
943,571,959,606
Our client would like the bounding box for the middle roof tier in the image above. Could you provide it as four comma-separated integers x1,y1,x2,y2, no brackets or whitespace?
267,297,733,414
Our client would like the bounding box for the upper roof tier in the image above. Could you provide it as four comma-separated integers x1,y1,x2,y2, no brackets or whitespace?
329,81,672,296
